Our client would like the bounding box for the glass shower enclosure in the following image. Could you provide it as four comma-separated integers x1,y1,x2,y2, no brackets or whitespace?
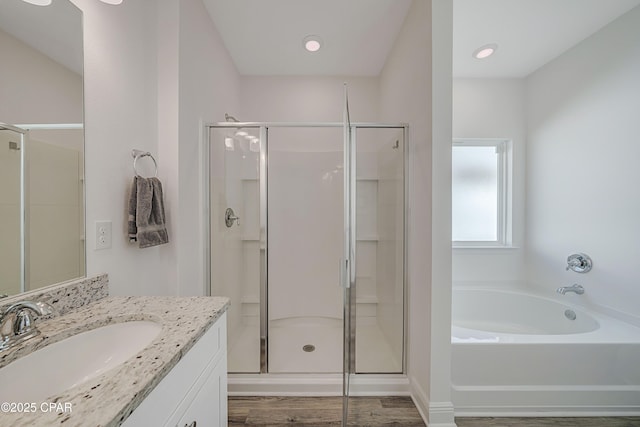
207,121,406,423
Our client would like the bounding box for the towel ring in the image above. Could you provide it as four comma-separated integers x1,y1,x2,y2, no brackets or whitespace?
131,149,158,178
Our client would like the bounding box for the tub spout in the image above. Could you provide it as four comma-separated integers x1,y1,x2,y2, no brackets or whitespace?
556,284,584,295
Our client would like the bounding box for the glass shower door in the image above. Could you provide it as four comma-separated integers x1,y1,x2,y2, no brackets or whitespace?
353,127,405,374
344,124,406,425
209,126,263,373
342,89,355,425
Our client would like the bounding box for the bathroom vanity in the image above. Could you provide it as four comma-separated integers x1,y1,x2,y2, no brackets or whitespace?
122,312,227,426
0,275,230,427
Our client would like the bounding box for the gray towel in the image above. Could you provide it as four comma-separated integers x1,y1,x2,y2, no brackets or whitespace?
128,176,169,248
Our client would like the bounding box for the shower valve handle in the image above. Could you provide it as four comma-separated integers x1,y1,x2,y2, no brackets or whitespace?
225,208,240,227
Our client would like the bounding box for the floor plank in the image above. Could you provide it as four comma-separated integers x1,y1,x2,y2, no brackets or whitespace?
229,397,640,426
229,396,425,426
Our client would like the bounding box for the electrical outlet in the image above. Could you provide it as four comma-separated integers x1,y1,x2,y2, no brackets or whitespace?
95,221,112,250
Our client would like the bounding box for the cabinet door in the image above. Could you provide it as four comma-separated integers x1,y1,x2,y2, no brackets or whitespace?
174,355,227,427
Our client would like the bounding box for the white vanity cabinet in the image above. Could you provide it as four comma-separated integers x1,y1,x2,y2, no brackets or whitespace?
123,313,227,427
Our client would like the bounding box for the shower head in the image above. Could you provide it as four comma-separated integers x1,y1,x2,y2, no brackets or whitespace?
225,113,239,123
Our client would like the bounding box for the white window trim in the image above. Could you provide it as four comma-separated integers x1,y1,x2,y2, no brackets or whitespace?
452,138,512,248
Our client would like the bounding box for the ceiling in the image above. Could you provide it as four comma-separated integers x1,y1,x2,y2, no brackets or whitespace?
3,0,638,79
205,0,640,78
454,0,640,78
202,0,412,76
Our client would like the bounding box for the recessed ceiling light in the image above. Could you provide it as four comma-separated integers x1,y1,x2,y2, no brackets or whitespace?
99,0,124,4
473,43,498,60
303,35,322,53
20,0,52,5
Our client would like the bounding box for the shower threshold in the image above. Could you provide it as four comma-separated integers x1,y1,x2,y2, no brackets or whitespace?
227,373,411,397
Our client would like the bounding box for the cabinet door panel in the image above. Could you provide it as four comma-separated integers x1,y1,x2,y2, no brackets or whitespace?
175,354,227,427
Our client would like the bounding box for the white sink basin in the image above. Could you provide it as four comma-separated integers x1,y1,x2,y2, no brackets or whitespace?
0,320,162,402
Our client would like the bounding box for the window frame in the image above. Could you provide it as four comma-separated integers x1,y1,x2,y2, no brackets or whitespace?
452,138,512,248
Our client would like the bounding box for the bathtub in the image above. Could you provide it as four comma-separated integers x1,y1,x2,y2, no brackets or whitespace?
451,287,640,416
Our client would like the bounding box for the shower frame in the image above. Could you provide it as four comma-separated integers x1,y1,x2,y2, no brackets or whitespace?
0,123,27,294
203,121,409,389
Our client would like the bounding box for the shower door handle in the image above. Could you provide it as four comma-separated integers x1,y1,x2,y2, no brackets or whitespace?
339,258,349,288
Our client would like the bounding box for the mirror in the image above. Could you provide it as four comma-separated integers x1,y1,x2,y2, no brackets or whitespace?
0,0,84,297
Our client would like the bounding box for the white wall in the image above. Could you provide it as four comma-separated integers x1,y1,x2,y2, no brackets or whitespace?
72,0,239,296
0,29,82,124
452,78,526,285
379,0,455,425
239,76,379,123
526,5,640,319
176,0,241,296
75,0,173,295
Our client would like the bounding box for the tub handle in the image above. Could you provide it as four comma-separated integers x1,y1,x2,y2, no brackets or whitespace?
566,253,592,273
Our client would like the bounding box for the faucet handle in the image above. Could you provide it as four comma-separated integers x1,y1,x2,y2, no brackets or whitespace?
566,253,592,273
1,301,56,333
1,300,56,318
14,310,35,336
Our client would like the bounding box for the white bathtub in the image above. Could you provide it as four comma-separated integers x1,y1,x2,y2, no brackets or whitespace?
451,287,640,416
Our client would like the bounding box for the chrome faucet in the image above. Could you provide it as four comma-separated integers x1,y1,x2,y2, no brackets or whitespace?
0,300,56,351
556,284,585,295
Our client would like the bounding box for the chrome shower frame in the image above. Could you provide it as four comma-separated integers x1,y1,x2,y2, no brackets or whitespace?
203,121,409,378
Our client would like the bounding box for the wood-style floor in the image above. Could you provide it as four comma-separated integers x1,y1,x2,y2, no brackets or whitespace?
228,396,425,426
228,397,640,426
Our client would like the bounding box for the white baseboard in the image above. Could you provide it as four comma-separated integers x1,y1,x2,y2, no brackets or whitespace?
453,385,640,417
410,376,457,427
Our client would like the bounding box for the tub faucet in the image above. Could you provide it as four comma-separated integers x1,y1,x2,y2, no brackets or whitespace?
556,284,584,295
0,300,56,352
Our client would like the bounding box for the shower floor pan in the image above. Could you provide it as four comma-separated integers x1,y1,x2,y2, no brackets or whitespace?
228,316,401,374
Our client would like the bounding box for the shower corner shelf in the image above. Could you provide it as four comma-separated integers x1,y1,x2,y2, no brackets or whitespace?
356,235,379,241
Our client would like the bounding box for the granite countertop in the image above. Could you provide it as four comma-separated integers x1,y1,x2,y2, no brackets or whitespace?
0,295,230,427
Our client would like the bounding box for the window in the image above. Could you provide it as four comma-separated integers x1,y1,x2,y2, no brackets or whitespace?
452,139,510,247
